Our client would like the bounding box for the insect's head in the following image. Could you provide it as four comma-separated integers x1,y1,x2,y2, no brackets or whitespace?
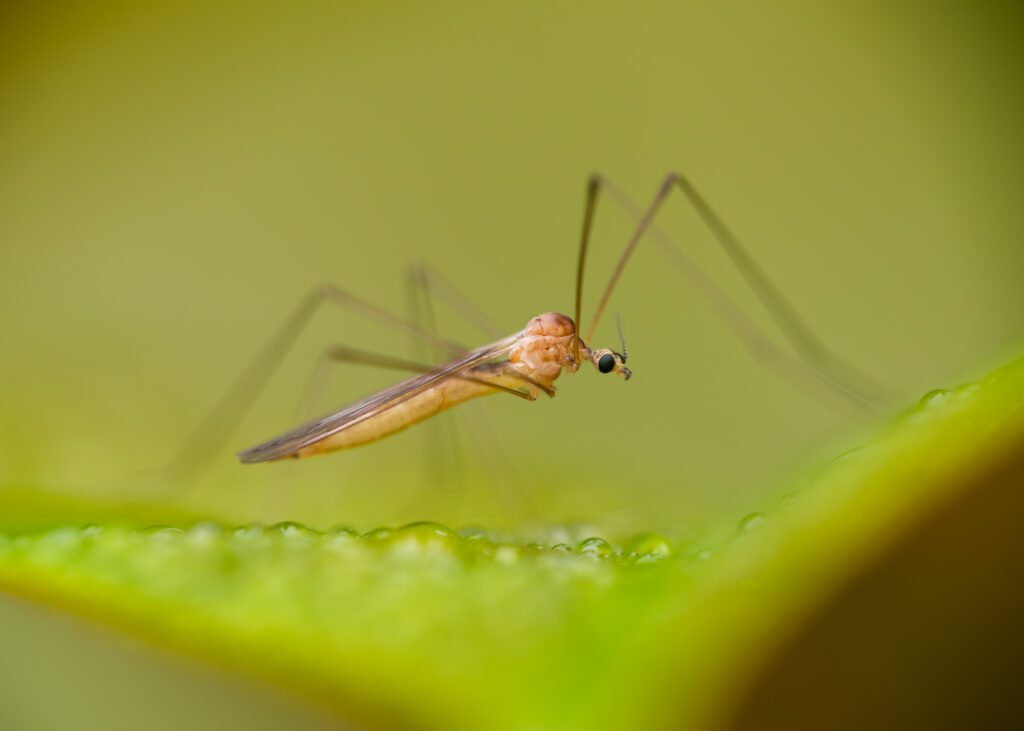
588,347,631,380
585,313,631,379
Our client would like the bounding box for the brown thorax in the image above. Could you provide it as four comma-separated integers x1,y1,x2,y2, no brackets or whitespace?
509,312,630,390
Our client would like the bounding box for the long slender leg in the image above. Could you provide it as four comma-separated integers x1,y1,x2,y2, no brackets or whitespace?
406,262,535,519
412,260,505,339
159,284,475,487
325,347,530,396
409,261,553,396
451,400,540,519
573,173,897,410
405,263,466,505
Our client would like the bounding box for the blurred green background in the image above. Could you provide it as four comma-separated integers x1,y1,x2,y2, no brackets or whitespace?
2,0,1023,532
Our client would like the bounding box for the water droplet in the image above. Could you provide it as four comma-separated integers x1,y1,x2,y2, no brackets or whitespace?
625,533,673,560
777,492,799,509
270,521,319,540
80,524,103,539
141,525,183,541
549,543,572,554
361,526,394,542
686,547,713,561
819,445,869,475
738,512,766,533
232,523,266,541
187,521,226,547
383,522,457,556
919,389,953,409
397,521,454,539
457,525,491,542
577,537,612,558
322,525,359,552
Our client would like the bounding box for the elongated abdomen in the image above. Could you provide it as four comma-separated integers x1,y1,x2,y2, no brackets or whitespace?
291,377,498,459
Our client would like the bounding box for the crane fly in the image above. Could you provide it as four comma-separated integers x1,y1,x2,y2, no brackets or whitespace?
238,312,627,462
182,172,889,469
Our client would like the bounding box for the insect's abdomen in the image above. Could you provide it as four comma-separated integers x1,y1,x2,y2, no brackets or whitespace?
293,377,497,459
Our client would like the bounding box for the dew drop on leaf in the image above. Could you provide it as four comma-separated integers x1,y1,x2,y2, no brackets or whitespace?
270,521,319,540
738,512,767,533
625,533,673,560
577,537,612,558
918,388,953,409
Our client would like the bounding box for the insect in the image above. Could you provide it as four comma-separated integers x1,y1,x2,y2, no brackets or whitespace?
215,173,890,465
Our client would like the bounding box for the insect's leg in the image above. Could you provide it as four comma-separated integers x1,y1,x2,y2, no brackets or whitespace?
158,284,473,488
410,260,505,339
403,262,471,508
451,399,541,520
405,263,536,520
409,261,554,396
574,173,896,410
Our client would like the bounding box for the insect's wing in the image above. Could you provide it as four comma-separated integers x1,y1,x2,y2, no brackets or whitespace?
237,334,521,463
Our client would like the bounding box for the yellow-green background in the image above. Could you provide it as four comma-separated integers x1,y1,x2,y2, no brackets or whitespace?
2,0,1022,532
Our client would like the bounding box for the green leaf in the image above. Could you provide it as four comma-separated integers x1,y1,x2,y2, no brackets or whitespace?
1,358,1022,730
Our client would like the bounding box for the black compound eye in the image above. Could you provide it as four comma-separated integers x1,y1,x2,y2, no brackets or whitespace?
597,353,616,373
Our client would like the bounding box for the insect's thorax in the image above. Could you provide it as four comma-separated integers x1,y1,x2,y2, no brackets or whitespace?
507,312,582,389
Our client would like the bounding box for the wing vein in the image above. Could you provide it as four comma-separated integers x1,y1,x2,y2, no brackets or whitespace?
238,332,522,463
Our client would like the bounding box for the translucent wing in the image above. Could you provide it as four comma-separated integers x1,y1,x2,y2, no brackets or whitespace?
237,332,522,463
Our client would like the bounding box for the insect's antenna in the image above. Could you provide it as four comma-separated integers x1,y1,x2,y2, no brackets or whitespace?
616,313,628,362
573,175,601,365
